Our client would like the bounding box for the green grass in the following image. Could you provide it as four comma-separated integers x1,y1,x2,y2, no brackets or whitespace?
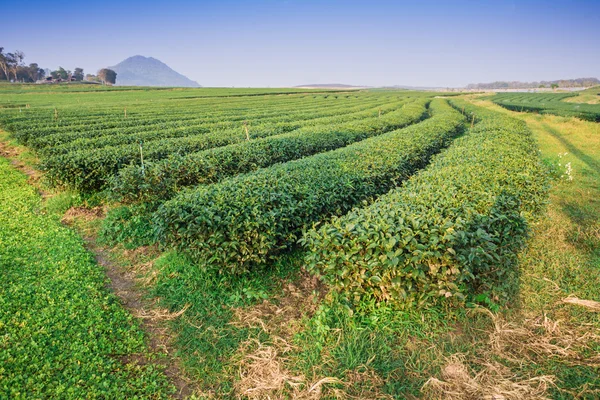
147,251,300,397
0,156,174,399
563,86,600,105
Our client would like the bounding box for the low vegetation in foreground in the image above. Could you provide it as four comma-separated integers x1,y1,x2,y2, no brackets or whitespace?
0,84,598,399
0,154,174,398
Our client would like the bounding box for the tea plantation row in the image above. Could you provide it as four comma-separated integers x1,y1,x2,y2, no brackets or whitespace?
491,92,600,121
303,99,548,309
0,91,432,192
0,86,547,311
110,98,430,203
155,99,465,274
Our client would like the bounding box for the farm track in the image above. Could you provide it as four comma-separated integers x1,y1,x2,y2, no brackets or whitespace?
80,220,196,399
0,134,47,198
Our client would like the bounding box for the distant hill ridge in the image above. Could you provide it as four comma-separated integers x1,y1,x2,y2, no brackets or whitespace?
467,77,599,90
108,55,200,87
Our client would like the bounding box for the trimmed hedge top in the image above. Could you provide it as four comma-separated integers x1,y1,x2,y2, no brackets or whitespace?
301,99,548,311
155,99,465,274
110,98,430,203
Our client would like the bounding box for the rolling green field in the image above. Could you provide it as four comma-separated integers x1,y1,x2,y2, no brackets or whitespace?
563,86,600,104
1,84,598,399
490,91,600,122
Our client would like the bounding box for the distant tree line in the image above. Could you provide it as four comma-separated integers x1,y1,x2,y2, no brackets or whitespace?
0,46,117,85
466,78,600,90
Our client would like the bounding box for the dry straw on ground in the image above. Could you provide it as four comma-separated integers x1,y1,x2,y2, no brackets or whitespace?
231,273,391,399
562,295,600,312
234,338,340,400
479,308,600,366
423,307,600,399
234,338,390,400
60,206,105,224
133,302,190,321
232,274,341,399
231,273,322,339
422,354,555,400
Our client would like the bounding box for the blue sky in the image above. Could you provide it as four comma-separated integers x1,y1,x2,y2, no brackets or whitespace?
3,0,599,87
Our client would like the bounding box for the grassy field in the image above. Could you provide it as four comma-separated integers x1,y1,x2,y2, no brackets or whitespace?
0,85,598,398
563,86,600,104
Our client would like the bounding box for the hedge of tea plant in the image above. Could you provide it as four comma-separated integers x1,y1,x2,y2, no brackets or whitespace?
36,96,391,156
155,98,465,274
3,91,365,145
301,99,548,311
40,98,413,192
1,92,437,192
110,98,429,203
491,92,600,122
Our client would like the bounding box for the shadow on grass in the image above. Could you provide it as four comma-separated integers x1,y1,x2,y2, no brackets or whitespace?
541,123,600,174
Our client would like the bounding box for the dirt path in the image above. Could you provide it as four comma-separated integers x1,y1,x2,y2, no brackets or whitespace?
86,236,196,399
0,138,46,195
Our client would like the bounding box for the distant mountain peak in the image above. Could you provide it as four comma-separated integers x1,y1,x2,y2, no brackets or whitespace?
108,55,201,87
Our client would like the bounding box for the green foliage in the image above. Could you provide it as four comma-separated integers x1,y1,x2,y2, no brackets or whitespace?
31,94,378,154
293,297,466,398
1,90,433,192
155,99,465,274
302,100,548,311
491,92,600,122
110,97,430,203
0,158,173,398
98,204,157,249
42,189,83,215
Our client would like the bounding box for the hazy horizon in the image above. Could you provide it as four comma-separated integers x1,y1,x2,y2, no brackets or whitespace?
4,0,599,87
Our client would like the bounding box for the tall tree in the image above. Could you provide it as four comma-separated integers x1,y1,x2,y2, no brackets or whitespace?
85,73,100,82
97,68,117,85
73,67,84,81
9,50,24,81
27,63,44,81
51,67,69,80
0,47,7,80
0,48,16,81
